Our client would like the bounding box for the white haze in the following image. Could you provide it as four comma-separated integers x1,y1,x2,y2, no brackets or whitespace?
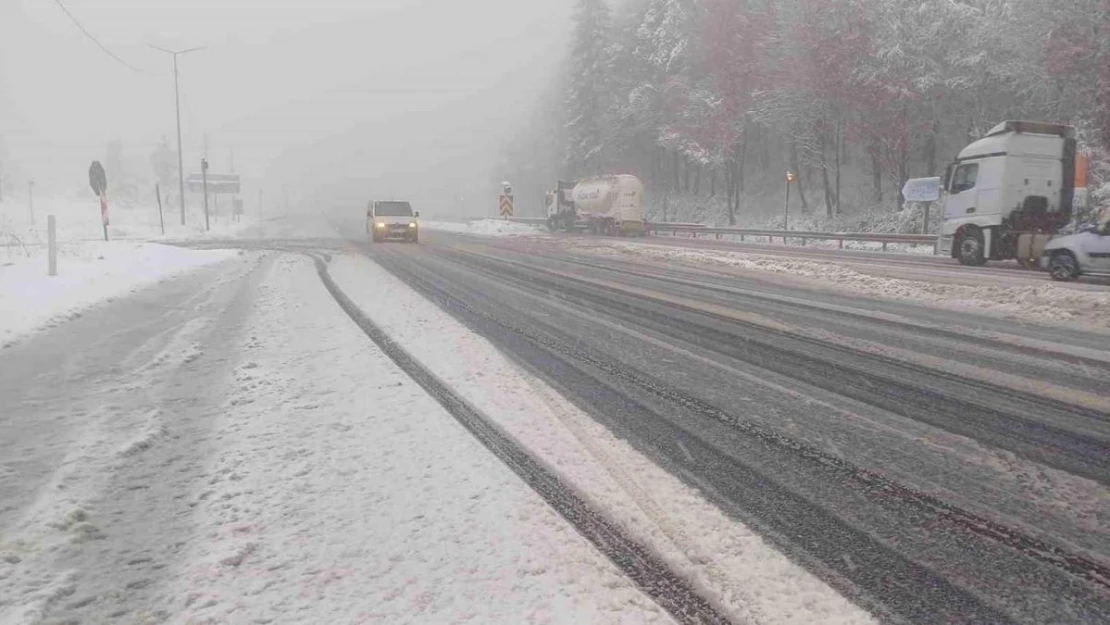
0,0,569,216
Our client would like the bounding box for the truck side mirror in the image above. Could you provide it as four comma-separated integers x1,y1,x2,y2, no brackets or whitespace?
415,211,420,218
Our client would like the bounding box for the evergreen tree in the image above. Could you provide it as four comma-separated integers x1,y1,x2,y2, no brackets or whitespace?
564,0,614,177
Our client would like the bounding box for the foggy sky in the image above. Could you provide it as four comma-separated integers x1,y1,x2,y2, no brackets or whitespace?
0,0,569,215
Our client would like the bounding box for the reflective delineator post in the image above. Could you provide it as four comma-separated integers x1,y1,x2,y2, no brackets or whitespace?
47,215,57,277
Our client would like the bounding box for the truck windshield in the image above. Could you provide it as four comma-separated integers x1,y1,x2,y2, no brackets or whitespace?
950,164,979,193
375,202,413,217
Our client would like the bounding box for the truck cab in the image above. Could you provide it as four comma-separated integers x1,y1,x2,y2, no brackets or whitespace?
938,121,1076,266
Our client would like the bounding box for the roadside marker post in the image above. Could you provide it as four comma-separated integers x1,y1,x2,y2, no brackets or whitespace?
784,171,796,231
201,158,210,232
156,184,165,236
47,215,56,277
499,194,514,218
89,161,109,241
100,194,110,241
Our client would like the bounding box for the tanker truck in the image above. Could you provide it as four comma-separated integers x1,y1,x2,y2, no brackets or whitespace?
545,175,646,236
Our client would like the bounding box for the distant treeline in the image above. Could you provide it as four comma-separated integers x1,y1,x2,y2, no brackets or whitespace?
500,0,1110,221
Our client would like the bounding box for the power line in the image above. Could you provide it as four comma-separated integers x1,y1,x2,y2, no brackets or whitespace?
50,0,145,73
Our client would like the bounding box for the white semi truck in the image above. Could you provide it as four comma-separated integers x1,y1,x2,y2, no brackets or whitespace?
938,121,1082,267
546,175,646,236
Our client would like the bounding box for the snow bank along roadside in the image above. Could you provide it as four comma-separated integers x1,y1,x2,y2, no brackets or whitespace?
168,255,674,625
568,240,1110,332
329,254,874,625
0,241,238,347
422,218,545,236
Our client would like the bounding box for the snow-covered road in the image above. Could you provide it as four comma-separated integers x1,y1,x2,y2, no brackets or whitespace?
0,244,681,624
5,214,1109,625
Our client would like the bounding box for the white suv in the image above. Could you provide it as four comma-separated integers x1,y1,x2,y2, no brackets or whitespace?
1041,221,1110,281
367,201,419,243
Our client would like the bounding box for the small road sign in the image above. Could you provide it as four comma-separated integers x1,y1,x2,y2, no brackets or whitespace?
187,173,240,194
89,161,109,240
499,194,514,217
902,177,942,203
88,161,107,196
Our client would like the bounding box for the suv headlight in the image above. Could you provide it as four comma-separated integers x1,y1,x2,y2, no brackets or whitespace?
376,222,386,229
409,222,417,228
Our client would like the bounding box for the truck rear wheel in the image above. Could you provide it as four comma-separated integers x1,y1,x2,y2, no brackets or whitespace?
1049,251,1079,281
957,229,987,266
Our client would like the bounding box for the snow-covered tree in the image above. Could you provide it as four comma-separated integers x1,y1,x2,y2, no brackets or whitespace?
564,0,615,177
513,0,1110,225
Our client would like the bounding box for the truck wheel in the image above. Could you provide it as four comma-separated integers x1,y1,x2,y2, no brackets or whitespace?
957,229,987,266
546,217,557,233
1049,251,1080,282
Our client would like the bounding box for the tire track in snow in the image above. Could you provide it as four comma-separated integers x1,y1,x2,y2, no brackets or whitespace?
309,253,734,625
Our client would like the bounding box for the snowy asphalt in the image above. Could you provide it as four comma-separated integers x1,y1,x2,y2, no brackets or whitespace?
356,228,1110,624
3,217,1108,624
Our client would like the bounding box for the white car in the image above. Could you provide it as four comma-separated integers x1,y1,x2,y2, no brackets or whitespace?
1041,222,1110,281
367,200,419,243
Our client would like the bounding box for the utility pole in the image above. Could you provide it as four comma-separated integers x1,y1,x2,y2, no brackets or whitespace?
149,44,205,226
201,158,210,232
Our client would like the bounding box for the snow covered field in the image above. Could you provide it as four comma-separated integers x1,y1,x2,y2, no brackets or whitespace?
0,241,237,347
1,195,255,245
0,196,254,347
329,254,874,625
568,240,1110,332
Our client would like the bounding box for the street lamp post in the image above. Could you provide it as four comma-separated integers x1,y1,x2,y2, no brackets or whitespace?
149,44,205,226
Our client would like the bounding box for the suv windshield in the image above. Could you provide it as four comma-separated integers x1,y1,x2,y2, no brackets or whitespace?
375,202,413,217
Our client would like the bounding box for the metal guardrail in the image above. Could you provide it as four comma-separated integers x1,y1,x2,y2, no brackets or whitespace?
645,224,937,251
508,217,937,252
